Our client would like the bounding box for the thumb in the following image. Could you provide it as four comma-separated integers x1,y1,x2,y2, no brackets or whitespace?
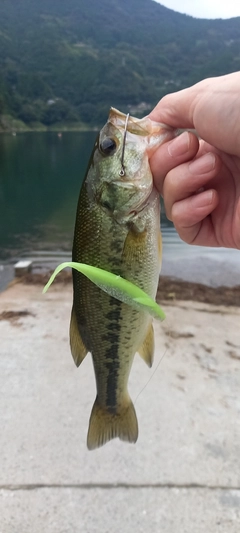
149,88,196,130
149,74,240,156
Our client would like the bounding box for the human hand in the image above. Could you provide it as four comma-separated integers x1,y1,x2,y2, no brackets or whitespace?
149,72,240,249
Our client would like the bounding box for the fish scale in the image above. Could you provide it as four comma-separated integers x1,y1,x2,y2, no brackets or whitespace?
70,107,174,449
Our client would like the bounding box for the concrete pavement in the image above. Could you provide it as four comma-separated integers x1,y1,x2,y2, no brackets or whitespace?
0,282,240,532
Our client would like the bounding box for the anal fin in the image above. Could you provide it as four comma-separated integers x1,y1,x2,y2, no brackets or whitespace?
87,395,138,450
138,321,155,368
69,306,88,367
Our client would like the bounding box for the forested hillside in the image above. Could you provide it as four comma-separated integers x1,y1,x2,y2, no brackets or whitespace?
0,0,240,129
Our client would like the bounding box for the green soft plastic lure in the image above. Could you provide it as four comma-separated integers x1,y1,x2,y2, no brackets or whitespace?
43,262,165,321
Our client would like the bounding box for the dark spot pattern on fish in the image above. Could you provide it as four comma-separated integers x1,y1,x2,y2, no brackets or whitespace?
106,309,123,321
102,331,119,344
110,240,123,254
104,297,122,410
109,296,121,306
105,357,120,413
123,335,131,341
107,322,122,332
111,261,123,272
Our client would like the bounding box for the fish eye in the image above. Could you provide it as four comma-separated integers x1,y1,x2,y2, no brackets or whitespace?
99,137,117,156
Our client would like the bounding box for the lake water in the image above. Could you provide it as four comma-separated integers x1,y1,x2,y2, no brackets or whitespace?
0,132,239,287
0,131,96,261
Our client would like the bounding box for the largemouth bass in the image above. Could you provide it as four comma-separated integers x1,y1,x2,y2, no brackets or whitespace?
71,108,174,450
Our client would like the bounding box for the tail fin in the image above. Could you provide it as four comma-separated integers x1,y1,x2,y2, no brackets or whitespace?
87,396,138,450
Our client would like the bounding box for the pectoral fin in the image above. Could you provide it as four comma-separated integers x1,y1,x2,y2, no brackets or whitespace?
138,321,155,368
69,307,88,367
122,226,147,263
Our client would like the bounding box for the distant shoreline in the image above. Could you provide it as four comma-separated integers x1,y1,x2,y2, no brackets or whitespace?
0,115,99,134
0,125,98,134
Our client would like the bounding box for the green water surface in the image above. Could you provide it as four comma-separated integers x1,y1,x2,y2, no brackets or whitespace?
0,131,96,260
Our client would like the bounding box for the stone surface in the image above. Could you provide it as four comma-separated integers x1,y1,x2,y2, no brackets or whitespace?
1,488,240,533
0,283,240,532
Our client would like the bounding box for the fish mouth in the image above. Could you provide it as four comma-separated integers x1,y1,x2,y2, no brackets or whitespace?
108,107,174,140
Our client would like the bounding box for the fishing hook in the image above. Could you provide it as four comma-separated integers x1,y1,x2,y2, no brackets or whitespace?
119,113,129,177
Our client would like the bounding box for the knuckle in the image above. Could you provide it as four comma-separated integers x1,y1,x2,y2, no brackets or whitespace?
159,94,172,108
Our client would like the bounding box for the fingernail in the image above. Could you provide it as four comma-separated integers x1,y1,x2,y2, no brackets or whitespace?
189,153,215,175
168,132,190,157
193,190,214,208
